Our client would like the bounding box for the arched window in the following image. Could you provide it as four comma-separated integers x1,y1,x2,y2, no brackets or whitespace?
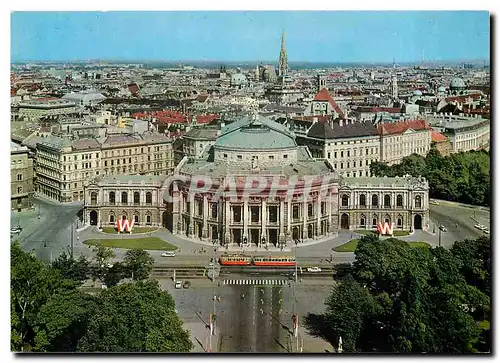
134,214,139,224
146,192,152,205
359,194,366,207
415,195,422,208
146,213,152,225
109,213,115,223
134,192,140,205
360,215,366,227
384,195,391,208
371,195,378,207
308,204,313,217
109,192,115,205
91,192,98,205
211,203,218,218
341,195,349,207
396,194,403,207
397,216,403,227
121,192,128,204
372,215,378,227
17,186,23,194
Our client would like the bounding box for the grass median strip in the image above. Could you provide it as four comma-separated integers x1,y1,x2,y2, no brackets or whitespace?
333,239,430,252
355,230,411,236
83,237,178,251
101,227,157,234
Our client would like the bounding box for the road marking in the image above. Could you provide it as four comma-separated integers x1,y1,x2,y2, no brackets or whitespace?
222,279,287,286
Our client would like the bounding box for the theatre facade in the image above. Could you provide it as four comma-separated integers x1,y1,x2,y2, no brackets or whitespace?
83,115,429,247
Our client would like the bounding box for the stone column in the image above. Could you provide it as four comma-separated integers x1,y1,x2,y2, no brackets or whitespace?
224,199,231,245
172,183,180,234
279,199,285,246
316,194,321,238
286,199,292,243
202,195,208,239
243,199,249,244
261,199,267,247
302,199,307,240
188,193,195,238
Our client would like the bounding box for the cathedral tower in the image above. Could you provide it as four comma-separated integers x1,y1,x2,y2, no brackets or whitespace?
278,30,288,78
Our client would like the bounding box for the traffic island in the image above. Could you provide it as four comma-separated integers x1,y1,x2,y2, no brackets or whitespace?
354,230,411,237
333,239,430,252
83,237,178,251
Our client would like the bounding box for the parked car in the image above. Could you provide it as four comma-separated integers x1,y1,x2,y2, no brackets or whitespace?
10,226,22,235
439,225,447,232
183,281,191,289
175,280,182,289
161,251,176,257
307,267,322,273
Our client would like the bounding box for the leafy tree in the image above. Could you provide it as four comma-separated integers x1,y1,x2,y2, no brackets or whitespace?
11,242,70,351
90,246,115,284
123,249,155,281
51,253,90,286
103,262,126,287
33,290,98,352
321,236,490,353
78,280,193,352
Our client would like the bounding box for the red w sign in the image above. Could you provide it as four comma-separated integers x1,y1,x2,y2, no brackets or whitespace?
115,219,135,233
377,222,394,236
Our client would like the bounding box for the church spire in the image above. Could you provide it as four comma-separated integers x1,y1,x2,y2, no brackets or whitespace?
278,30,288,78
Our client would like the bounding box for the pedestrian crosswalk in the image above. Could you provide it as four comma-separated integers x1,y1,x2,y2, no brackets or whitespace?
222,279,288,286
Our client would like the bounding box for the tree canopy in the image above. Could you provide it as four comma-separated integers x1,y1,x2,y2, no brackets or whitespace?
78,280,193,352
11,242,191,353
370,147,490,206
323,235,491,353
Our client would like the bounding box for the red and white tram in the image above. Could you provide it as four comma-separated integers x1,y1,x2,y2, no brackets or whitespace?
219,255,252,266
252,255,296,267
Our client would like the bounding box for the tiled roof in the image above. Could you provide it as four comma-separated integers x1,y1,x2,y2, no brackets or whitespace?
377,120,430,136
431,131,448,143
313,89,345,118
355,106,402,113
307,120,378,140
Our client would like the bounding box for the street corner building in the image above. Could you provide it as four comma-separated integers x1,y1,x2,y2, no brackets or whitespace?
83,115,430,247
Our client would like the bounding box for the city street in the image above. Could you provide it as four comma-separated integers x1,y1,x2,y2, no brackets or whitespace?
161,277,333,353
11,196,83,261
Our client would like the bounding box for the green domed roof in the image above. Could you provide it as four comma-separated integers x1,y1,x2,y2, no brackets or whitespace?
450,77,466,89
215,115,296,150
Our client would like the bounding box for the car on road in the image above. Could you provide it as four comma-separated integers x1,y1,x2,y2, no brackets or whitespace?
174,280,182,289
439,225,447,232
430,200,440,205
161,251,176,257
483,230,490,235
307,267,322,273
10,226,22,235
183,281,191,289
474,224,487,231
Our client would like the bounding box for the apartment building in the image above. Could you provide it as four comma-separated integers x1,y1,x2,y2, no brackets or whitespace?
18,98,78,120
295,119,380,178
378,120,432,165
11,142,34,211
443,119,490,152
35,132,174,203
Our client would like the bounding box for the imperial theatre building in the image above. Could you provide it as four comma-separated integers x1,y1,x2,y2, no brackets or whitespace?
84,115,429,247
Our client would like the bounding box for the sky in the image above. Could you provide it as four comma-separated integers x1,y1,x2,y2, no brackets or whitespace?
11,11,490,63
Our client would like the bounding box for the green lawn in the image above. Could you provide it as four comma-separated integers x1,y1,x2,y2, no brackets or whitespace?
101,227,158,234
355,230,411,237
333,239,430,252
333,239,360,252
83,237,177,251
